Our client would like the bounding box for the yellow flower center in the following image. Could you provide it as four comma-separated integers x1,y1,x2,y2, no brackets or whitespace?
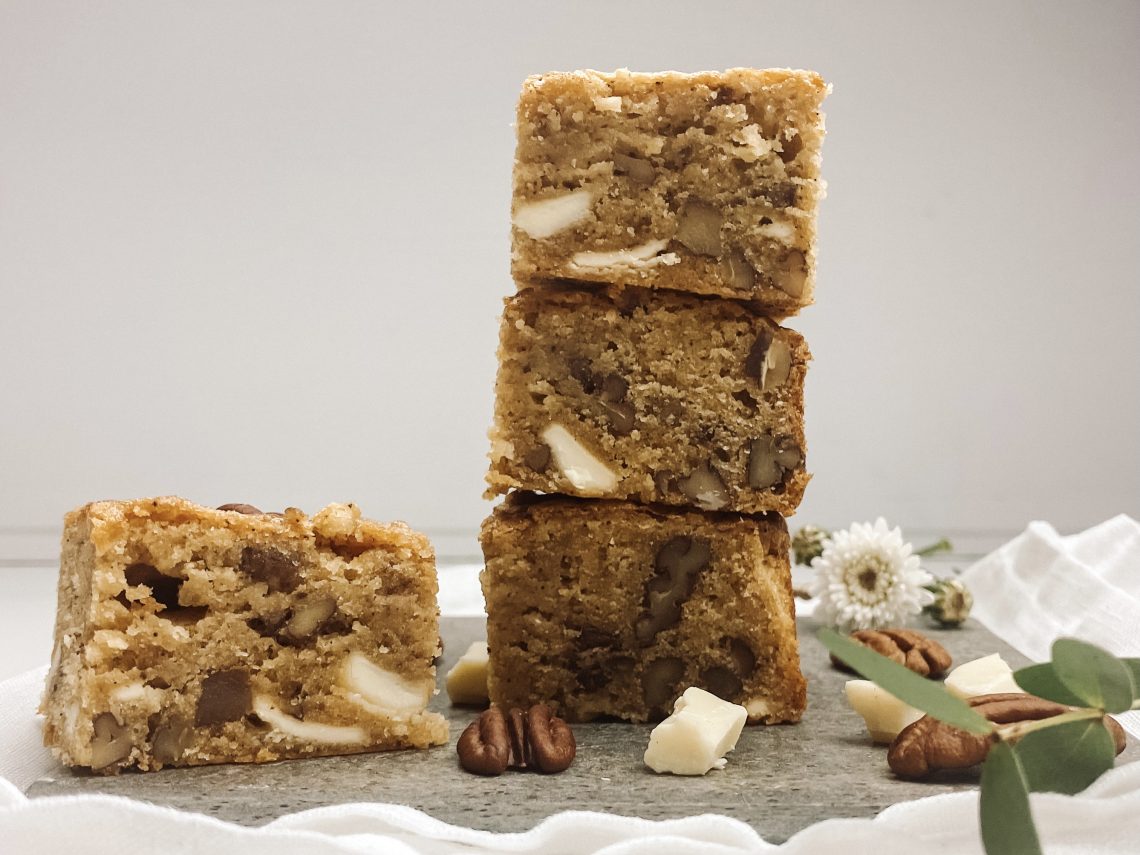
846,554,889,602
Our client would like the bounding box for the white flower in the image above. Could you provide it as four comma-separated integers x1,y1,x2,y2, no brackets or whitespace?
807,518,933,632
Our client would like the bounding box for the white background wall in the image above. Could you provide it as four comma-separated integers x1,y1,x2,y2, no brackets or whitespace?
2,0,1137,557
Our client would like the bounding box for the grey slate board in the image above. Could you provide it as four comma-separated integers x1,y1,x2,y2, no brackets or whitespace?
28,616,1139,843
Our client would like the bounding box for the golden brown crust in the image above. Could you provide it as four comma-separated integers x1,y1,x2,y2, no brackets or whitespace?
70,497,433,559
518,68,828,101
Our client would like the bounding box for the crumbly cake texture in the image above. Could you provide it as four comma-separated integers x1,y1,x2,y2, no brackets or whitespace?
479,494,806,725
40,497,448,773
486,285,810,516
511,68,828,311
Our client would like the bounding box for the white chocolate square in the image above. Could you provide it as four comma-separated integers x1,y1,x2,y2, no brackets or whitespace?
844,680,923,743
445,641,489,705
944,653,1024,699
643,687,747,775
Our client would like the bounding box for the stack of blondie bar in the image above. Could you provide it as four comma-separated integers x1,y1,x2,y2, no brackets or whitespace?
481,69,828,724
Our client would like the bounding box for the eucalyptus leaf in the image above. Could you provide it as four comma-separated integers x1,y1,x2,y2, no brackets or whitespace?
1052,638,1134,713
1015,717,1116,794
981,742,1042,855
1014,663,1087,707
818,628,992,734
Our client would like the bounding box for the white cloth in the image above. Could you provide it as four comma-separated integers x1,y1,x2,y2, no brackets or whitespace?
3,517,1139,853
960,514,1140,738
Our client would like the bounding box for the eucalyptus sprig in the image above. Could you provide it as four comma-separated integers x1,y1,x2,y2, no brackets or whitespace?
820,629,1140,855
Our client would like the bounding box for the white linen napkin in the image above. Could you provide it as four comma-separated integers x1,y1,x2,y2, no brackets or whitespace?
3,761,1140,854
2,517,1139,853
960,514,1140,737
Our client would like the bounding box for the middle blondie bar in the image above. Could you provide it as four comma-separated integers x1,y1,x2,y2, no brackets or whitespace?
486,284,810,516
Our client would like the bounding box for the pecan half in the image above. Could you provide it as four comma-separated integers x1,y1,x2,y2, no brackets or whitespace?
456,705,511,775
457,704,575,776
888,692,1127,779
830,628,952,678
217,503,264,515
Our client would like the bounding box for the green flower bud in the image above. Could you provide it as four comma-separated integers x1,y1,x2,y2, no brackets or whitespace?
924,578,973,627
791,525,829,566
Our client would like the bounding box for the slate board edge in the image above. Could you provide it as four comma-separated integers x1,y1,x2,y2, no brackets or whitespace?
28,616,1139,844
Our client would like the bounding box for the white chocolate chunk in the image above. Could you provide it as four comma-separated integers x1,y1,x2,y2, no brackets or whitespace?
593,95,622,112
944,653,1025,699
644,687,747,776
514,189,593,239
761,338,792,391
252,695,366,745
756,219,796,244
730,124,776,162
446,641,490,706
541,423,618,494
341,652,432,716
95,630,130,651
844,680,924,743
743,697,772,721
110,682,147,703
570,239,679,269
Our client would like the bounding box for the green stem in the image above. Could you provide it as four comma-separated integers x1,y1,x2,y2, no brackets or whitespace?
995,708,1103,743
916,538,952,558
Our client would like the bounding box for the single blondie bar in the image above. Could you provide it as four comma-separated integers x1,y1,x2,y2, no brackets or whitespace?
480,494,806,724
486,285,810,515
40,498,448,773
511,68,828,311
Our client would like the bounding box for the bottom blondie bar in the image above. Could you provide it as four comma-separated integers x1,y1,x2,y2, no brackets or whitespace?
40,497,448,773
480,494,806,724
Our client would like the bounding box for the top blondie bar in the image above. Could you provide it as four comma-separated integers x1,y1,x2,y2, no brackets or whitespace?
511,68,828,313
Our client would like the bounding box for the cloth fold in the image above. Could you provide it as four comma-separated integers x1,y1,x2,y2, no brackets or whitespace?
3,515,1139,853
4,765,1140,854
960,514,1140,737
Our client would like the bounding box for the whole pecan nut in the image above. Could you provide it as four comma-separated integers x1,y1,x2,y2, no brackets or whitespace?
888,692,1127,779
455,705,512,775
830,628,952,678
457,704,575,776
